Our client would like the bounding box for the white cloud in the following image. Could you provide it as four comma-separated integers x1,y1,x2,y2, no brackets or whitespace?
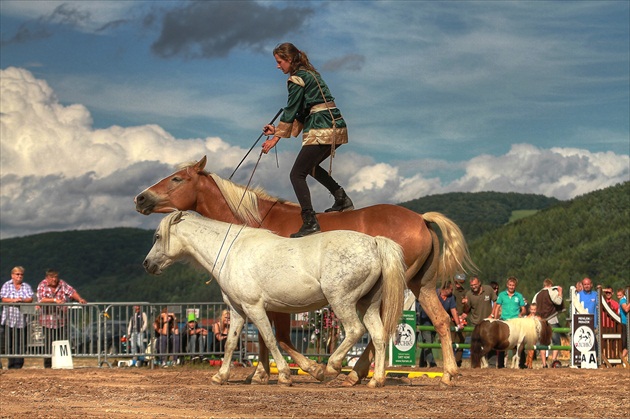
0,67,247,238
0,68,628,239
446,144,629,199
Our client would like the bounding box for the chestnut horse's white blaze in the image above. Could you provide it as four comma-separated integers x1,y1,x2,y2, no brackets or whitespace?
143,211,406,388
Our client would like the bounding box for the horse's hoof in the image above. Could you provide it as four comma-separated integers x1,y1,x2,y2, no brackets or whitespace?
250,371,270,385
341,371,361,387
307,364,326,382
211,375,226,385
367,378,384,388
325,365,342,378
440,372,456,386
278,374,293,387
250,376,269,385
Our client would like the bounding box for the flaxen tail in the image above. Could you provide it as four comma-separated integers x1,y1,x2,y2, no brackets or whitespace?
423,212,478,287
375,236,407,340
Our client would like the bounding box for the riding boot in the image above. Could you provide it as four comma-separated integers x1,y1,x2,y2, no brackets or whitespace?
325,188,354,212
290,209,321,238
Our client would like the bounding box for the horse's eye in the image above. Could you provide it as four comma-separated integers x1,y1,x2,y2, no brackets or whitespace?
153,233,160,244
171,176,183,183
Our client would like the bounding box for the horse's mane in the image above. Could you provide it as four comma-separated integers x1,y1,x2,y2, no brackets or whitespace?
192,169,298,226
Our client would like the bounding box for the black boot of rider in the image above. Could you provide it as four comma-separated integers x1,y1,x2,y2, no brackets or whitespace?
325,188,354,213
290,209,321,238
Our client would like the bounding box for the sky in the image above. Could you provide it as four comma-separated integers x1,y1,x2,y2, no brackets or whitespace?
1,0,629,239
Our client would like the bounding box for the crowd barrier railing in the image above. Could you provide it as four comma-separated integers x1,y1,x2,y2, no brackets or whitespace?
0,302,343,368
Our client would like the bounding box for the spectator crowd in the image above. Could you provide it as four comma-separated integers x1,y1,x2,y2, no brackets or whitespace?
1,266,628,369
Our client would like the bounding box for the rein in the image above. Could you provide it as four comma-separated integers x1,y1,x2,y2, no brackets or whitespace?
230,108,283,180
209,151,266,282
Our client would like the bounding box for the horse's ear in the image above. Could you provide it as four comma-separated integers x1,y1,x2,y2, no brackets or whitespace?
195,156,207,172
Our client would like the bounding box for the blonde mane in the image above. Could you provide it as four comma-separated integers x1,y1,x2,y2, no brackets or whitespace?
208,173,298,226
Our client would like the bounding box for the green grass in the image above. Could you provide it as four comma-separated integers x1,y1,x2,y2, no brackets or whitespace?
508,209,538,223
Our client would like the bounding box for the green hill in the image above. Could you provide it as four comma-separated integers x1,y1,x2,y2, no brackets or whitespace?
468,182,630,298
399,191,560,241
0,228,222,303
1,184,627,302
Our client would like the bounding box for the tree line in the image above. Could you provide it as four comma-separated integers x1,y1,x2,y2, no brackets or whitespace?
1,182,627,303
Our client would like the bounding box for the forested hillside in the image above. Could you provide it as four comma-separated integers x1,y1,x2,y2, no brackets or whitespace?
0,228,222,303
0,184,627,302
400,191,559,241
467,181,629,298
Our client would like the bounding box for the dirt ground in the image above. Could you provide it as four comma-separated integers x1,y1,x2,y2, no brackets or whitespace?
1,358,628,419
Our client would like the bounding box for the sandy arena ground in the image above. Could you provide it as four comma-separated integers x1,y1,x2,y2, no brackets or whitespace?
0,358,628,419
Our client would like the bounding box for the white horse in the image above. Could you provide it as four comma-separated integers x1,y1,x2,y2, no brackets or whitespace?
143,211,406,387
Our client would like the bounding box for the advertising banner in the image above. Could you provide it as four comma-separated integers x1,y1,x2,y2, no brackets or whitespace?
572,314,597,368
389,310,416,366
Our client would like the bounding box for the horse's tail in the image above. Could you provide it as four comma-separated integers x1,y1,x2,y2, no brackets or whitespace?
470,323,484,368
422,212,478,287
523,318,543,348
375,236,407,340
538,319,553,346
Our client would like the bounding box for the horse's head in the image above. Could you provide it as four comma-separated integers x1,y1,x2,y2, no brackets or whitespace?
143,211,186,275
134,156,208,215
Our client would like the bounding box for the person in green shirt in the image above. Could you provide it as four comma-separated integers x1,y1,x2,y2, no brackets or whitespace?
492,277,527,321
492,276,527,368
262,42,353,238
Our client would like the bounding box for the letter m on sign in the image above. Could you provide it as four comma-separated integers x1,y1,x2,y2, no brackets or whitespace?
59,343,69,357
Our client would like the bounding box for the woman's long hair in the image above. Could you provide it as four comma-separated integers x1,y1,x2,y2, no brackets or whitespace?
273,42,317,75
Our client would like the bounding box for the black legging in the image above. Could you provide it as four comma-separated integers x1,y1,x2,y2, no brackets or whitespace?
290,144,341,211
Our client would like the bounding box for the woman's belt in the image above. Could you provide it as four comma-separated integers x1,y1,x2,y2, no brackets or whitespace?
309,102,337,114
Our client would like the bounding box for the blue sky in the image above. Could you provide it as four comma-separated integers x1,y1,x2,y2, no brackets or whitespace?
1,0,629,239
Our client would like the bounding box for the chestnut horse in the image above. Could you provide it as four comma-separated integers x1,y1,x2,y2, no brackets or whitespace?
470,318,553,368
134,156,476,385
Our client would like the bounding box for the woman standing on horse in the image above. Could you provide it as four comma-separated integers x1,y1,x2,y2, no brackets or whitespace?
262,42,353,238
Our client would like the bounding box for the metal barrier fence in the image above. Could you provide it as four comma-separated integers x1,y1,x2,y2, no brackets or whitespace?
415,325,573,351
6,302,623,369
0,302,342,368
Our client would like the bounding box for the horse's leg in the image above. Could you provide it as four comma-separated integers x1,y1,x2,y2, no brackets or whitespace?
248,329,270,385
324,305,366,382
361,303,388,388
344,340,375,386
511,350,517,369
512,342,524,369
418,273,457,385
479,341,492,369
274,313,325,381
243,307,293,386
420,214,477,384
212,310,245,385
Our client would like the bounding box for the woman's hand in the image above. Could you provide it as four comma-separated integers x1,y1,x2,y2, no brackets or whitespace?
263,124,276,136
262,137,280,154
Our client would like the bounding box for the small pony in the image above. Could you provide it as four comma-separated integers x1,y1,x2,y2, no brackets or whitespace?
470,317,552,368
